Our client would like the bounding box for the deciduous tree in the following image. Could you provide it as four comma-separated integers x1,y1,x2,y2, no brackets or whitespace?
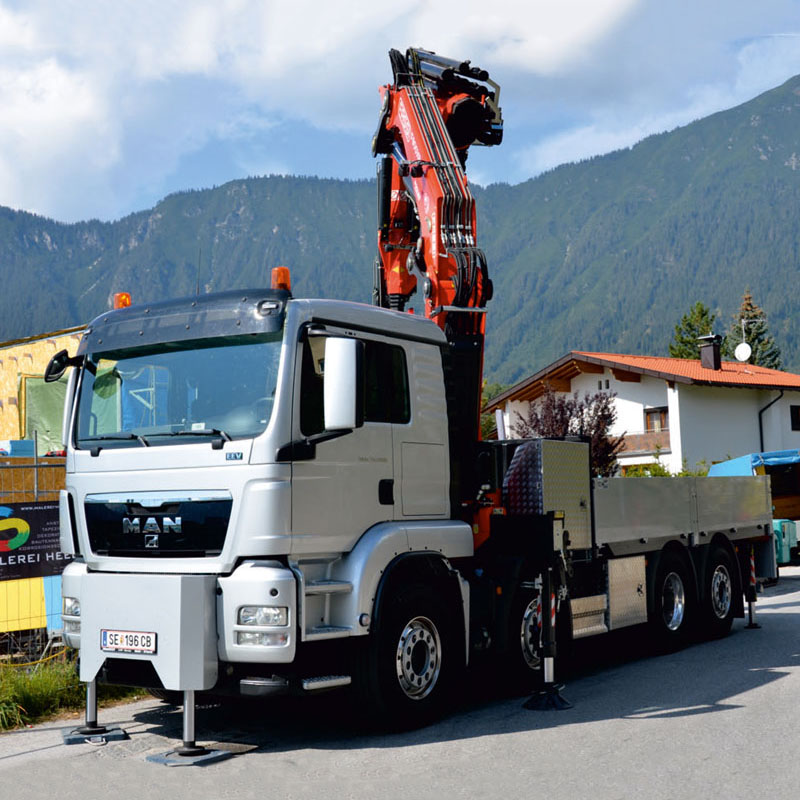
514,385,624,476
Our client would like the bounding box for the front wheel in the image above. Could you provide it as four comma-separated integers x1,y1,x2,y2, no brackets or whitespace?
701,545,736,639
353,584,458,730
651,550,695,650
147,688,183,705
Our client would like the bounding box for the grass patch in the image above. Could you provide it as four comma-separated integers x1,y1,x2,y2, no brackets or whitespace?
0,656,145,730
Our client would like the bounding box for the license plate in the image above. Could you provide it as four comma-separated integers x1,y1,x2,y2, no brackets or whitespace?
101,629,157,654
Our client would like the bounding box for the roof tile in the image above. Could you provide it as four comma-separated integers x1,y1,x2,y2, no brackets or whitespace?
573,351,800,388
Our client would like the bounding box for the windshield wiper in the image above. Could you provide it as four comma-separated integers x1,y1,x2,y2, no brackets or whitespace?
148,428,232,450
83,433,150,447
156,428,232,441
83,433,150,456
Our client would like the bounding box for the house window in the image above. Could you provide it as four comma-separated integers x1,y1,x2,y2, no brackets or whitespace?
645,407,668,433
791,405,800,431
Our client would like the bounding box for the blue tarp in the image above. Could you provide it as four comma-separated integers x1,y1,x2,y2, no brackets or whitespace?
708,450,800,476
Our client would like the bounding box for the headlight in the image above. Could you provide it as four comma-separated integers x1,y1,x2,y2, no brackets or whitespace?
63,596,81,616
238,606,288,626
235,631,289,647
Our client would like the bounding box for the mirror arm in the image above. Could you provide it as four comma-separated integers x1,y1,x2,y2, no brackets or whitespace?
275,429,353,463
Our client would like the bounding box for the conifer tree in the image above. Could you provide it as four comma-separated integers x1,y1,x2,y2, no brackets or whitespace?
725,292,782,370
669,302,719,359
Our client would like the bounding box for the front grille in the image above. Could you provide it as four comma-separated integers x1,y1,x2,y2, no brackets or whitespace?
85,495,232,557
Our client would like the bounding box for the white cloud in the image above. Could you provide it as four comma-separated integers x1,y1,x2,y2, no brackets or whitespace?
733,33,800,98
405,1,639,74
515,28,800,179
0,1,799,220
1,0,641,220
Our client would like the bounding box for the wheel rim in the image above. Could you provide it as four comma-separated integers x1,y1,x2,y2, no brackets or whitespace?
520,598,541,669
661,571,686,631
710,564,732,619
395,616,441,700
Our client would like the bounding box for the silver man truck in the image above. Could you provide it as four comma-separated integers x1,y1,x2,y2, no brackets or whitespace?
51,48,775,750
53,285,774,733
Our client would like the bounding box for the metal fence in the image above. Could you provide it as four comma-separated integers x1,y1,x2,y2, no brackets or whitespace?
1,454,66,663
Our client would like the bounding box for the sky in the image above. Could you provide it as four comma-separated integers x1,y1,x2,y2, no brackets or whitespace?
1,0,800,223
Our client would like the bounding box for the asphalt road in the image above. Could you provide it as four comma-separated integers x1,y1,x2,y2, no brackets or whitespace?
3,569,800,800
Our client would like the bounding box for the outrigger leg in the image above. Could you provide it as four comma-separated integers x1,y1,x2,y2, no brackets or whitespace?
146,690,233,766
524,566,572,711
63,679,129,744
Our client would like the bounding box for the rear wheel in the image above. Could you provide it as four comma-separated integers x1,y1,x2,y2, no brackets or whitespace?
651,551,695,650
701,545,736,639
506,583,572,690
505,589,542,689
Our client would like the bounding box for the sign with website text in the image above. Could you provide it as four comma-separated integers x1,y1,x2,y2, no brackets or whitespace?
0,502,72,581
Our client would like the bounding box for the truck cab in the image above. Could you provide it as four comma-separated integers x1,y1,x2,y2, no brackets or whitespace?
59,289,472,701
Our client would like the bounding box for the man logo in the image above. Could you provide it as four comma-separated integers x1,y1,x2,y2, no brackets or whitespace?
144,534,159,548
122,517,182,534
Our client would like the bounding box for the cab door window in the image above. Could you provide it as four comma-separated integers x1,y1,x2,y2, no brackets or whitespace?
299,335,410,436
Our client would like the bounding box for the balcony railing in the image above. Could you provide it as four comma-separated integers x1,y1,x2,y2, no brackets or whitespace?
619,430,671,456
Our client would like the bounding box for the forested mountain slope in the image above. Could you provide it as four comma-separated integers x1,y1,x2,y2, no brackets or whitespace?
2,75,799,381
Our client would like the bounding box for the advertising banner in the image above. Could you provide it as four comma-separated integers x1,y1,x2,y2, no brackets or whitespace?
0,502,72,582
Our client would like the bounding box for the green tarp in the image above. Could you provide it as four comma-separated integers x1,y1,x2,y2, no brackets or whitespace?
22,376,67,455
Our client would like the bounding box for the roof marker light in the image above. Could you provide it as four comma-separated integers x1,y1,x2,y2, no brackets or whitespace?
271,267,291,292
113,292,132,309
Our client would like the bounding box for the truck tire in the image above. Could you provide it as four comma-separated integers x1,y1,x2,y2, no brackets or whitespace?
354,583,457,730
701,545,736,639
147,688,183,705
651,551,695,650
506,589,542,688
506,587,572,691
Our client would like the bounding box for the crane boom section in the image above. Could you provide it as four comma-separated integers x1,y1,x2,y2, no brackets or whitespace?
373,48,502,341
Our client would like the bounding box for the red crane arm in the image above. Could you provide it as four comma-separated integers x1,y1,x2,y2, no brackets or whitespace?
372,47,503,341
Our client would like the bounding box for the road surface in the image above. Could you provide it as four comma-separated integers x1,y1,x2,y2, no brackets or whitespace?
2,568,800,799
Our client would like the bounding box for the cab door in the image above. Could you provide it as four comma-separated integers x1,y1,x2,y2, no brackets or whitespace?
290,330,396,555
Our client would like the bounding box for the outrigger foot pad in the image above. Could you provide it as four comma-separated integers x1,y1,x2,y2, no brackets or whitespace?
63,726,129,745
146,746,233,766
523,684,573,711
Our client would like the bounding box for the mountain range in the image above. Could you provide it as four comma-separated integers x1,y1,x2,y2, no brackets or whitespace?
2,74,800,383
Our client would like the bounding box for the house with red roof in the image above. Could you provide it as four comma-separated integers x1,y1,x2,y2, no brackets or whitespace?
484,337,800,474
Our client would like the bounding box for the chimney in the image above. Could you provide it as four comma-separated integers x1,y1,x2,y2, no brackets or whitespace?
697,334,722,370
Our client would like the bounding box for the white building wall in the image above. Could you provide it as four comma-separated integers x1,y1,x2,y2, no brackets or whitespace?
665,383,683,473
675,385,762,468
502,399,531,437
497,366,800,473
756,391,800,452
570,369,668,437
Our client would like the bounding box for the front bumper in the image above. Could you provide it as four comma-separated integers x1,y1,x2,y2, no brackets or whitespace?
61,560,297,691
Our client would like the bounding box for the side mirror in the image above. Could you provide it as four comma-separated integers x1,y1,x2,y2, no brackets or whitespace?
323,337,364,431
45,350,80,383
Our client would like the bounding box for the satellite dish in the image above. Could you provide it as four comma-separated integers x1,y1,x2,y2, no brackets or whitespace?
734,342,752,362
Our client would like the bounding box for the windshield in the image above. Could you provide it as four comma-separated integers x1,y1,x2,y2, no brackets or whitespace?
75,332,282,449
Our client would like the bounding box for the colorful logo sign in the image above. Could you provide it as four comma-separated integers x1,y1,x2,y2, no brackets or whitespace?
0,506,30,551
